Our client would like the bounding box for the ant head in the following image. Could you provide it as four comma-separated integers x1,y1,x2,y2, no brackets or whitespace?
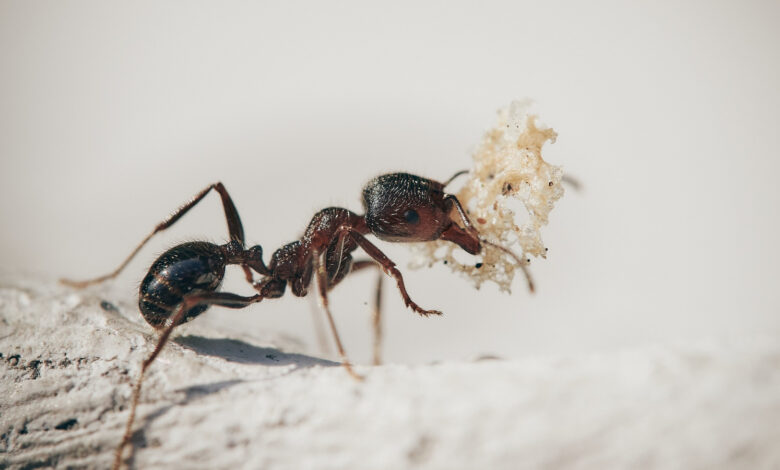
362,173,481,254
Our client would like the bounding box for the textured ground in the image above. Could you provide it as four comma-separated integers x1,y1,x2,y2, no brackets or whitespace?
1,278,779,470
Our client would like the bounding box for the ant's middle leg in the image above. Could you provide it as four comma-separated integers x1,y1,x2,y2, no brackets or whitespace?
62,182,248,288
311,249,363,381
349,260,384,365
114,290,265,470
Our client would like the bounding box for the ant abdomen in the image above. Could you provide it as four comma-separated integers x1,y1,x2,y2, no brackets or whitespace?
139,241,226,329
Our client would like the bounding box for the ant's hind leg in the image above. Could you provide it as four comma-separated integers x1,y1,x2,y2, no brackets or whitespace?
113,291,263,470
62,182,246,289
311,249,363,381
350,260,384,365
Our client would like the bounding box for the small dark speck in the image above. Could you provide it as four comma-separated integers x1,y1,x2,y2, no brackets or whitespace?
548,181,553,186
100,300,119,312
475,263,483,269
55,418,78,430
28,360,41,379
443,260,448,264
265,354,279,361
545,247,549,252
526,259,531,263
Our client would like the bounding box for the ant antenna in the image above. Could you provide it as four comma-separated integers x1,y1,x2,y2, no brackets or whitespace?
480,239,535,293
562,174,583,191
442,193,535,293
443,169,470,188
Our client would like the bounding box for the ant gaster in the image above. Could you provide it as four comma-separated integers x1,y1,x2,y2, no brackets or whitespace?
61,171,532,469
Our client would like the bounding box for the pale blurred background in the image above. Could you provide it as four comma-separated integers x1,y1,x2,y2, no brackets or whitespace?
1,0,778,364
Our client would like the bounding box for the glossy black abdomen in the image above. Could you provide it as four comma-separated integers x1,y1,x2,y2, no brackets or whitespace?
139,241,226,329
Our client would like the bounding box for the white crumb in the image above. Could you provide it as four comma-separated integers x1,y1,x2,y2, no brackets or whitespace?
411,100,564,293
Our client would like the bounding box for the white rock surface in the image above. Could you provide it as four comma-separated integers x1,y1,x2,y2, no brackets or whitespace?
2,278,779,469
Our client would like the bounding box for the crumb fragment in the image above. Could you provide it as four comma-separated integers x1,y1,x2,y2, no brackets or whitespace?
410,100,564,292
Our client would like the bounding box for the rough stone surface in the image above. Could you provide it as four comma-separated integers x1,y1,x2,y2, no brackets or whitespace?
2,277,779,469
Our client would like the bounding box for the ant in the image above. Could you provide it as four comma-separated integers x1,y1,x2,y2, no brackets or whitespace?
61,171,533,469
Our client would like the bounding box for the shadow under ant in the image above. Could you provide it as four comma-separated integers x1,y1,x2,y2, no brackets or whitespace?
174,335,339,368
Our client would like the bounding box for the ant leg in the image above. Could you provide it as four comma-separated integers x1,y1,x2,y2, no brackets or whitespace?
350,260,384,365
62,182,245,288
311,249,363,381
308,300,333,357
371,269,383,365
113,291,263,470
336,228,442,317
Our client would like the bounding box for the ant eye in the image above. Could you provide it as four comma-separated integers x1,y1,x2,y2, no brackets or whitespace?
404,209,420,224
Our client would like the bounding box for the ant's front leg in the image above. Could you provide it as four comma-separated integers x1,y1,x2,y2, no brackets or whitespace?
61,182,252,288
334,227,442,317
114,290,265,470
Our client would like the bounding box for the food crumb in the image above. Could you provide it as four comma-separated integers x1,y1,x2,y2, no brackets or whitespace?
410,100,565,293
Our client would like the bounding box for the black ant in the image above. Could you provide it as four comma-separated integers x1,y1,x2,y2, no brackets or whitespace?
60,171,532,469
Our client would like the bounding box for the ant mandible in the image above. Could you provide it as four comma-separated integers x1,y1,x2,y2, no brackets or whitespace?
61,171,532,469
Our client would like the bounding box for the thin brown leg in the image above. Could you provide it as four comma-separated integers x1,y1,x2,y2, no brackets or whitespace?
308,299,333,357
311,249,363,381
336,228,441,317
350,260,384,365
62,182,245,288
371,269,383,365
113,291,264,470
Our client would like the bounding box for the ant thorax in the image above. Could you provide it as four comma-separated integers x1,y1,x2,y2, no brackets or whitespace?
410,100,566,293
